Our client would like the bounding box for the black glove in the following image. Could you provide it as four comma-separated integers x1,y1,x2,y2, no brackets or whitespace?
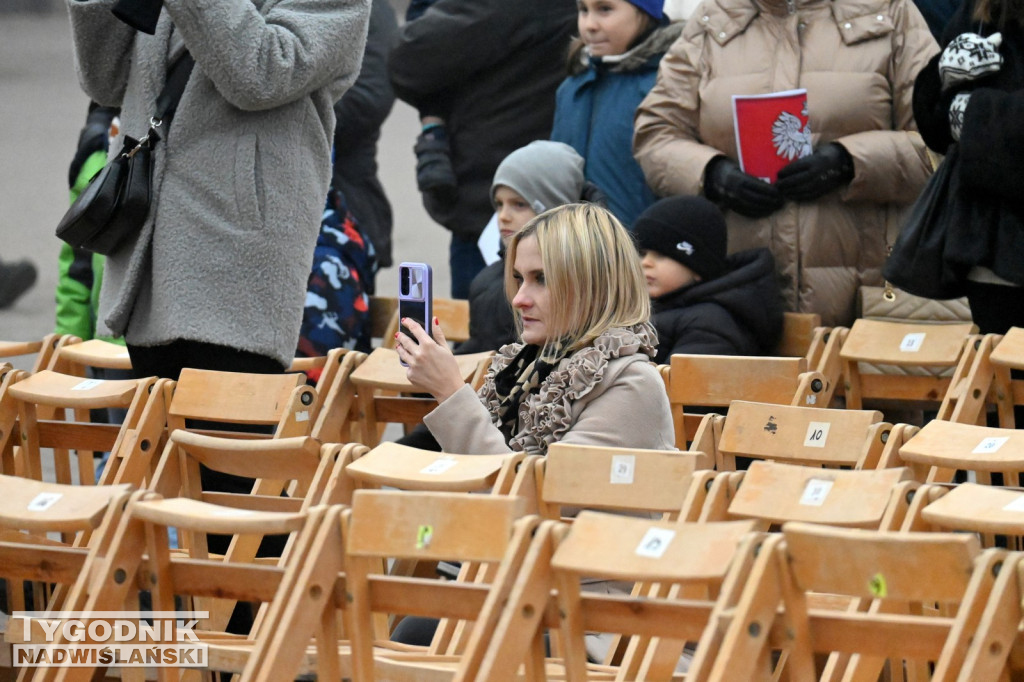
775,143,855,202
67,104,120,188
703,156,785,218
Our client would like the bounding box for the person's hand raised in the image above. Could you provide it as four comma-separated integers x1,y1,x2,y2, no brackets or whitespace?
394,317,466,404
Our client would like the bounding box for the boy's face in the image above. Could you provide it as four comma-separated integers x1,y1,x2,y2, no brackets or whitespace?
640,249,701,298
494,186,538,247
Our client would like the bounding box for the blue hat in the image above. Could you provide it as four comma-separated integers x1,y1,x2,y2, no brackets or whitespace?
627,0,665,21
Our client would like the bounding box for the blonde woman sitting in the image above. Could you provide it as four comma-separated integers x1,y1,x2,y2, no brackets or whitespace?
396,202,674,455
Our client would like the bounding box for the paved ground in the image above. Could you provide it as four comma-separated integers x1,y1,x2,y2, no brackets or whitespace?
0,4,446,370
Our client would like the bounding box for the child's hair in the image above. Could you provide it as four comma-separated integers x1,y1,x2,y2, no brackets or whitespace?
505,203,649,352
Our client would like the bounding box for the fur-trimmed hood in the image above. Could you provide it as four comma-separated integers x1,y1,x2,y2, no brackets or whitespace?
569,20,685,75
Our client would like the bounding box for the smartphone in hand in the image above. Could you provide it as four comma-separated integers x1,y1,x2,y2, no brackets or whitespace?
397,262,433,366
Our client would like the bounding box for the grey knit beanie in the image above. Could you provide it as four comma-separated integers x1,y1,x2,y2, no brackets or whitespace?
491,141,586,214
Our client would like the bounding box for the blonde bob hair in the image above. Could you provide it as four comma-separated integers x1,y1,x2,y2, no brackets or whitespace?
504,203,650,352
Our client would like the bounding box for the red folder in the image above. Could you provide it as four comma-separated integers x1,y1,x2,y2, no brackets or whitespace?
732,89,811,183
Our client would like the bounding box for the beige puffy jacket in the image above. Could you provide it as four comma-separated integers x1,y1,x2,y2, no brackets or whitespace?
634,0,938,326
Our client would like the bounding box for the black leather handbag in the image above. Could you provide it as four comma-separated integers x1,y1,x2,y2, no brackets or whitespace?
56,52,194,256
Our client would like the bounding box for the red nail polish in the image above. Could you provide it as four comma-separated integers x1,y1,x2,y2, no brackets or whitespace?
433,316,439,326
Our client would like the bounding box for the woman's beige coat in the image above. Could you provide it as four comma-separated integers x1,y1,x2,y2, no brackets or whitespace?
424,354,675,455
633,0,938,325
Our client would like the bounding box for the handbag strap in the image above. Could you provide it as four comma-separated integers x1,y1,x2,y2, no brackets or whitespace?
153,51,195,128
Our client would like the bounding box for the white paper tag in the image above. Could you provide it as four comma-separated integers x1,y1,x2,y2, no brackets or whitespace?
420,457,458,475
973,437,1010,454
610,455,635,484
27,493,62,511
803,422,831,448
294,410,310,423
71,379,104,391
805,394,817,405
799,479,834,506
899,333,925,352
635,528,675,558
1003,496,1024,512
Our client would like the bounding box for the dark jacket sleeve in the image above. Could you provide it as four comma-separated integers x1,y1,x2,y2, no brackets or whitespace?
387,0,513,108
333,0,397,150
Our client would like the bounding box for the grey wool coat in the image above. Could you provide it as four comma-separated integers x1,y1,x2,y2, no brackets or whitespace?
66,0,370,367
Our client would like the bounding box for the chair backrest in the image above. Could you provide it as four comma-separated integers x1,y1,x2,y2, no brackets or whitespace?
536,442,711,520
839,318,978,414
988,326,1024,427
0,369,169,487
686,521,1000,681
0,333,77,373
347,347,493,446
713,400,890,470
713,460,914,529
885,417,1024,484
47,338,132,376
773,311,823,359
344,440,522,494
165,367,316,438
664,354,833,448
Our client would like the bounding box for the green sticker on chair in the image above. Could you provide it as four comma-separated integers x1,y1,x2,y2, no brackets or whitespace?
417,524,433,549
869,573,887,598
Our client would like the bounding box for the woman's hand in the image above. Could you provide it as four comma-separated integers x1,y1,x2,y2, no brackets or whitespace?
394,317,466,403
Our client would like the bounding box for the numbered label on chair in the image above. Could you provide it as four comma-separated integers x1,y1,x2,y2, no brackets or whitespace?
635,528,675,559
610,455,635,484
27,492,62,511
1003,496,1024,512
420,457,458,475
899,333,926,352
973,437,1010,454
71,379,104,391
799,479,834,506
803,422,831,448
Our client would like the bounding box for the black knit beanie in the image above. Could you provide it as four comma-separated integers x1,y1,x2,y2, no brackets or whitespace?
634,196,728,281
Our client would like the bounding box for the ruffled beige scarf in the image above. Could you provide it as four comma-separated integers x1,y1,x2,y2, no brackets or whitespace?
479,323,659,455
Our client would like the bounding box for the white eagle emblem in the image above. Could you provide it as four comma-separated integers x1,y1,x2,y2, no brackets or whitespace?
771,111,812,161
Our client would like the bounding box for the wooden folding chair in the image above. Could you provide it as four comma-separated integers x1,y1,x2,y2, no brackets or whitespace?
0,369,170,488
468,512,761,682
30,491,328,682
145,430,358,635
880,417,1024,485
686,521,1007,682
241,489,537,682
0,475,133,676
303,347,365,443
348,347,493,446
839,318,978,416
661,354,833,449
